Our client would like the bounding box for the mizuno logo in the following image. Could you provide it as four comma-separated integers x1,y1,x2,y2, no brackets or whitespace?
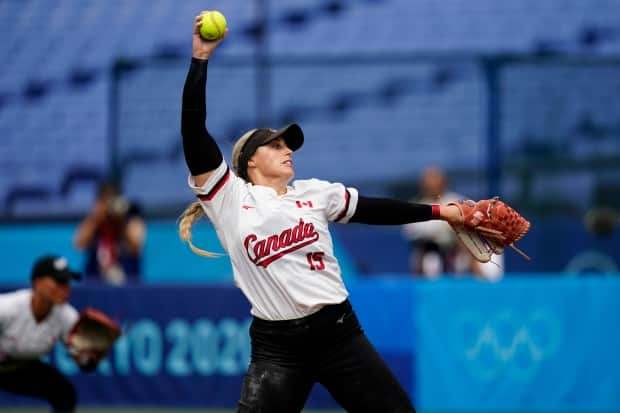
242,205,256,210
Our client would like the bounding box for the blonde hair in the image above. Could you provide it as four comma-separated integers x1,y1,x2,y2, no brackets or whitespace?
179,128,261,257
231,128,258,181
178,201,224,258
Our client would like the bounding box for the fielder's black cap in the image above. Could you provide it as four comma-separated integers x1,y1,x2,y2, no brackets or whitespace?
31,255,82,283
237,123,304,180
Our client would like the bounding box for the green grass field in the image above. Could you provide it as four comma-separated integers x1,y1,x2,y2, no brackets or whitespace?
0,409,611,413
0,409,344,413
0,408,344,413
0,407,617,413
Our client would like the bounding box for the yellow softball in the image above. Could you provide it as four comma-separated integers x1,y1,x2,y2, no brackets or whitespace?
199,10,227,41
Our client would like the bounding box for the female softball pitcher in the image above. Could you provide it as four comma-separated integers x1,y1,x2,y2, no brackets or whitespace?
179,12,467,413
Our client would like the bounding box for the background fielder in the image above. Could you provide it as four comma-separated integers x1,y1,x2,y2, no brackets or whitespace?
0,255,101,413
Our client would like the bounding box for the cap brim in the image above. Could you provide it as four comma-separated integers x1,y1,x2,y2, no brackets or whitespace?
56,270,82,282
69,271,83,281
272,123,304,151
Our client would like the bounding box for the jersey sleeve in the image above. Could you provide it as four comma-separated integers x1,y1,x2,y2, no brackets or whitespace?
60,305,80,342
310,179,359,223
187,160,246,247
0,290,26,331
0,293,12,330
187,160,232,202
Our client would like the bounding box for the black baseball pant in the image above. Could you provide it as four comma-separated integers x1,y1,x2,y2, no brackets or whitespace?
0,359,76,413
237,299,416,413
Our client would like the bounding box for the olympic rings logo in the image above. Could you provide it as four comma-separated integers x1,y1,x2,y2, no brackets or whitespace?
451,309,562,381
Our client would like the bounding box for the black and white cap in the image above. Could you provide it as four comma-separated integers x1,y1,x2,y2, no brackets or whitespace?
31,255,82,282
232,123,304,181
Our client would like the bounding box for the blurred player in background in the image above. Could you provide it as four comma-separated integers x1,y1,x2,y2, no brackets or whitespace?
0,255,101,413
74,180,146,285
402,166,468,277
403,166,504,281
176,12,473,412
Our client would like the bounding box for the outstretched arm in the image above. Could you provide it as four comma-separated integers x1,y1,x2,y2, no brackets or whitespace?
350,196,463,226
181,13,228,187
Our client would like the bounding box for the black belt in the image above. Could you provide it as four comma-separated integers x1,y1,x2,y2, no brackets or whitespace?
252,299,353,330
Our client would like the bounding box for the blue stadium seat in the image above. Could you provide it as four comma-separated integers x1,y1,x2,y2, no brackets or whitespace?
1,0,619,218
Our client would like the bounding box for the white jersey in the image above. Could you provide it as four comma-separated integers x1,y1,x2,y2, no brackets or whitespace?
189,160,359,320
0,289,78,361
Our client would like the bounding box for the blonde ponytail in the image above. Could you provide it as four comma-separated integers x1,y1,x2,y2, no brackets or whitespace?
178,201,224,258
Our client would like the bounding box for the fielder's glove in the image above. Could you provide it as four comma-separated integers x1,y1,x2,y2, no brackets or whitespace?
67,307,122,372
447,197,531,263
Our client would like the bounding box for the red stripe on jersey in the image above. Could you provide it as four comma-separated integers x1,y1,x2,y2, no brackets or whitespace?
432,204,440,219
197,168,230,201
335,189,351,222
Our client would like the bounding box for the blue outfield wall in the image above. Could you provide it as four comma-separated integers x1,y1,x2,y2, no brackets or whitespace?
0,222,358,284
1,276,619,411
413,276,620,412
1,220,619,284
